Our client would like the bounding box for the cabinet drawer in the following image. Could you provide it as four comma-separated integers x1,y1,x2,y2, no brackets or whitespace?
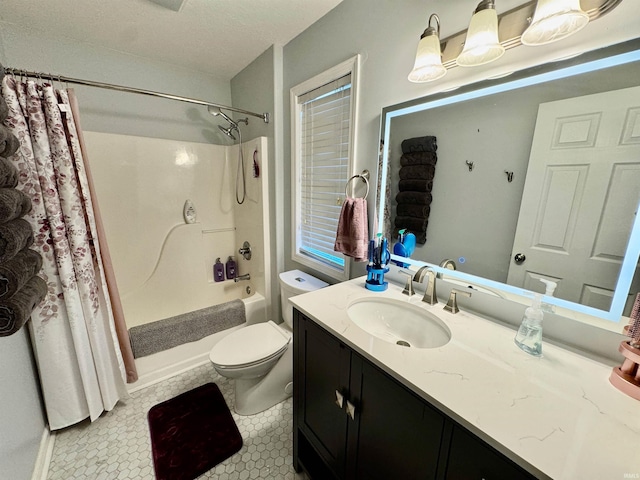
444,426,536,480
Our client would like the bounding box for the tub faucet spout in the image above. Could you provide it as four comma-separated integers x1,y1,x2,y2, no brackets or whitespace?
234,273,251,283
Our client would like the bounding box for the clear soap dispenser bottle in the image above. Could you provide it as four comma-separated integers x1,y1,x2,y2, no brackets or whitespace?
514,293,544,356
539,278,557,314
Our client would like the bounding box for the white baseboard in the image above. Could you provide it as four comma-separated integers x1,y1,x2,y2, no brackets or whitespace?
31,426,55,480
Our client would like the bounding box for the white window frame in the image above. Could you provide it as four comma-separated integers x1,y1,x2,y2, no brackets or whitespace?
290,55,360,281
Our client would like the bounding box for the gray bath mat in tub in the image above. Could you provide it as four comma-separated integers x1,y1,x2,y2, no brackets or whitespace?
129,299,246,358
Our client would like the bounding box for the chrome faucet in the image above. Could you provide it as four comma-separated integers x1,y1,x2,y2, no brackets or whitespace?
234,273,251,283
413,266,437,305
437,259,457,279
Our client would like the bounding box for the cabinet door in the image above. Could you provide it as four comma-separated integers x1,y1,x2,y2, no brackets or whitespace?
444,425,536,480
295,312,352,478
347,357,445,480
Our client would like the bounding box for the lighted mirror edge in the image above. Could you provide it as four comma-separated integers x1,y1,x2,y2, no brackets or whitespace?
377,39,640,324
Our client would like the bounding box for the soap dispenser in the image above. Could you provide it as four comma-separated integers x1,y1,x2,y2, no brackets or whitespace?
225,256,237,280
539,278,557,314
514,293,544,356
213,258,225,282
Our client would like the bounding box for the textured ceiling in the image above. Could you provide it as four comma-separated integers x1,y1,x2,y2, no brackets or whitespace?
0,0,343,81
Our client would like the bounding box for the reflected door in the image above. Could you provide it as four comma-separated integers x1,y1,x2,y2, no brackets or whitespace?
507,86,640,310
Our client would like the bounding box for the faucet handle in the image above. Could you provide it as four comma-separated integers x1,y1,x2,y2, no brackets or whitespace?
444,288,472,314
399,270,414,296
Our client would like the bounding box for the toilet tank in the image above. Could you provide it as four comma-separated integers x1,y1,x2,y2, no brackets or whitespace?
279,270,328,328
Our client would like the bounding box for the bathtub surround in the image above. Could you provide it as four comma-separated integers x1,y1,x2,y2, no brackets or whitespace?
86,133,270,332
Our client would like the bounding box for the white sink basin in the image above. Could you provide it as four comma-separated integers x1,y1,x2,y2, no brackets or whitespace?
347,298,451,349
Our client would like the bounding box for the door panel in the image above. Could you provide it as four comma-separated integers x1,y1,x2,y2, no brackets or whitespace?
299,319,351,477
508,86,640,309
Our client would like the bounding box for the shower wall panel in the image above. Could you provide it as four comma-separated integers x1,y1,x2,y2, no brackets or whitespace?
84,132,266,328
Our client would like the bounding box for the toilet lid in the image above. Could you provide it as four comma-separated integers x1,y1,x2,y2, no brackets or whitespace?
209,321,291,368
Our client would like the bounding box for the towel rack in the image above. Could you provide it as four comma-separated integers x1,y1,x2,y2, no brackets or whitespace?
345,170,370,199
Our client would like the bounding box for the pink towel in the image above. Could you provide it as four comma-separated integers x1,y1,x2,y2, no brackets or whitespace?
334,197,369,262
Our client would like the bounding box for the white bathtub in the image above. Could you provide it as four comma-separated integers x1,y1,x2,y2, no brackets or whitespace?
127,292,267,393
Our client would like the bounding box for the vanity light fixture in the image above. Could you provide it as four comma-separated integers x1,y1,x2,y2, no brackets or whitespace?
521,0,589,46
456,0,505,67
408,14,447,83
407,0,622,81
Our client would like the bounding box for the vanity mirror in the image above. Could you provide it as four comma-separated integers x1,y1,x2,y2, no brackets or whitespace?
376,39,640,324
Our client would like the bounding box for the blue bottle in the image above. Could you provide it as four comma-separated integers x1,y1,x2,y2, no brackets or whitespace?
225,256,237,280
213,258,225,282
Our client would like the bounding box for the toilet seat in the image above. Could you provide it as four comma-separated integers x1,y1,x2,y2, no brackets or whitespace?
209,321,291,369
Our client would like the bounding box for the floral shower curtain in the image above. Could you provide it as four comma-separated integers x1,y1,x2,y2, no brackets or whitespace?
1,76,131,430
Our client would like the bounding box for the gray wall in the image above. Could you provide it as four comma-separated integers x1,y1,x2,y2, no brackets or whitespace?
0,329,45,480
231,45,284,322
0,21,232,143
281,0,640,285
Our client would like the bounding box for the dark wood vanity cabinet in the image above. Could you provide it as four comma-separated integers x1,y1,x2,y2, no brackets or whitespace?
293,309,538,480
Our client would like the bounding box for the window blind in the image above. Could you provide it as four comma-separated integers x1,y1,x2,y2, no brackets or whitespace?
298,73,352,268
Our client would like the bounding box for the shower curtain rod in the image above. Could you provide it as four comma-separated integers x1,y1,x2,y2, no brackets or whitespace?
3,67,270,124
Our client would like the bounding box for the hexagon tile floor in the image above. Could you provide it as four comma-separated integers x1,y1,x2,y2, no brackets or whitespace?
46,363,307,479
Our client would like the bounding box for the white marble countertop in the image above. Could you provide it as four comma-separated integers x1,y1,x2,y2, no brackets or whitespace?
290,276,640,480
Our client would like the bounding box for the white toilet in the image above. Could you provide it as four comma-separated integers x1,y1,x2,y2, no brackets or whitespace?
209,270,328,415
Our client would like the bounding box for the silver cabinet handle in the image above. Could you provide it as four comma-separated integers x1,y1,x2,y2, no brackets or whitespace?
346,400,356,420
335,390,344,408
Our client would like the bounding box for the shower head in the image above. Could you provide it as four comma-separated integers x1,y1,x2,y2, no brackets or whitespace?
207,106,238,128
218,124,237,141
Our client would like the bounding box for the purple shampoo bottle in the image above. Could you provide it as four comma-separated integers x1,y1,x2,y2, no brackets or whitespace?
213,258,225,282
225,256,237,280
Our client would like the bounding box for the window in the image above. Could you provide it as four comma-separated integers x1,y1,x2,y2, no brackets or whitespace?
291,56,359,281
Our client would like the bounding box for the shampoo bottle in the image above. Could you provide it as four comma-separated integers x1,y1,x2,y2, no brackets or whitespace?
225,256,237,280
514,293,544,356
213,258,225,282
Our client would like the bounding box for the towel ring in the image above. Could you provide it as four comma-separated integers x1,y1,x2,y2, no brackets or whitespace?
345,173,369,199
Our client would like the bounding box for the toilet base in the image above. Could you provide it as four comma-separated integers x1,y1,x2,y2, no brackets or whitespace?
233,345,293,415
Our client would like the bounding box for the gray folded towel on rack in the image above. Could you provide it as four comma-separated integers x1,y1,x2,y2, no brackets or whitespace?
0,130,20,158
400,152,437,167
0,98,8,123
398,179,433,193
0,218,34,263
401,136,437,154
0,188,31,223
0,275,47,337
399,165,435,181
0,248,43,300
395,215,428,232
395,191,432,205
393,227,427,245
396,204,431,218
0,158,19,188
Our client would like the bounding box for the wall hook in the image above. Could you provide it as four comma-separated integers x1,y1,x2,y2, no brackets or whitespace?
504,170,514,183
465,160,474,172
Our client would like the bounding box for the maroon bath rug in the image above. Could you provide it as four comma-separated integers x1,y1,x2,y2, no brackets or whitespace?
148,383,243,480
